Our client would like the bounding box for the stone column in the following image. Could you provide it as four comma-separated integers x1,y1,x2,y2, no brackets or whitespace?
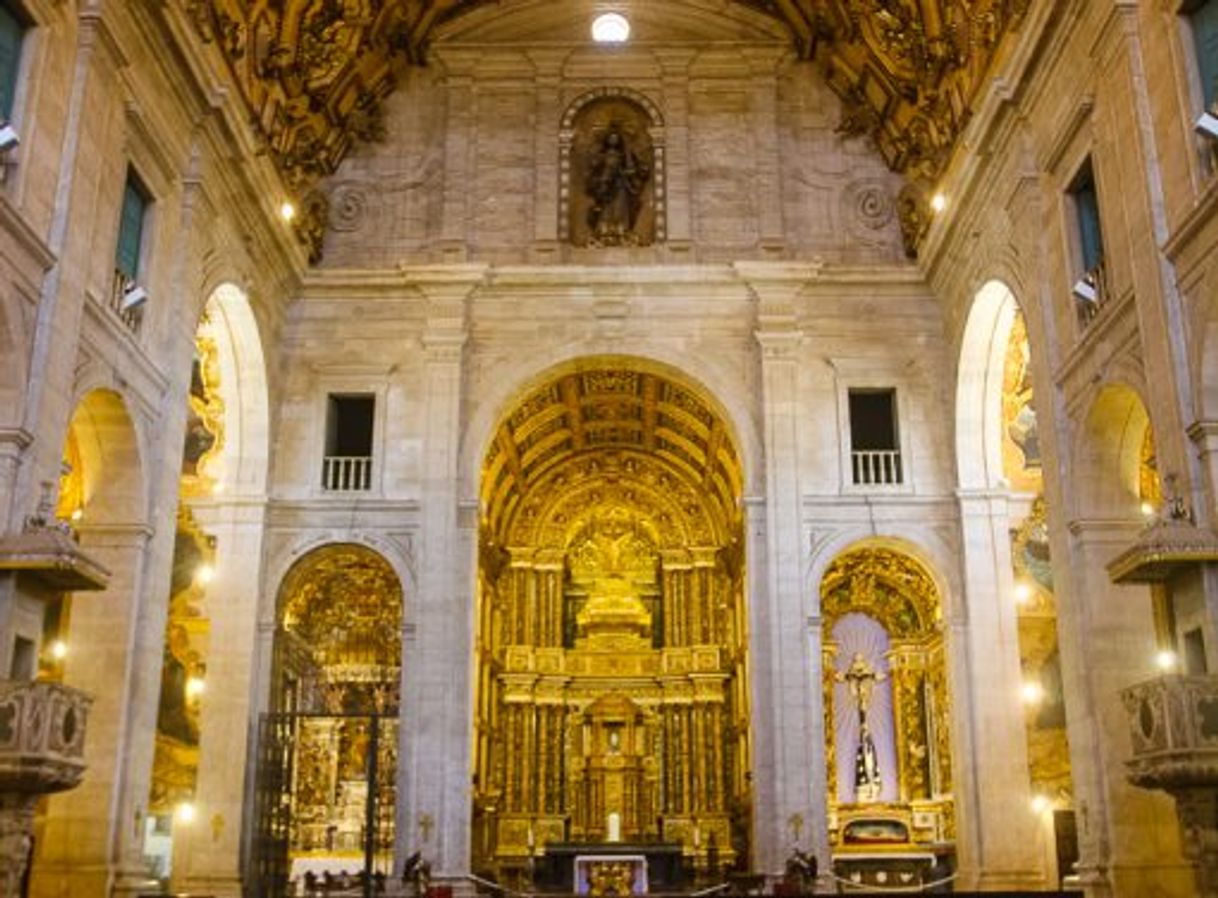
747,268,827,878
951,490,1044,889
32,524,150,898
174,499,268,896
398,270,484,879
1062,521,1193,898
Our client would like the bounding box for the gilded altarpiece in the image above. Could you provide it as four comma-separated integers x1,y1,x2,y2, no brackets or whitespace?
820,548,954,853
473,369,750,881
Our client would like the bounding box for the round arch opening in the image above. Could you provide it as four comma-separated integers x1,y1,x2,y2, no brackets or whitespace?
250,544,404,885
472,360,752,883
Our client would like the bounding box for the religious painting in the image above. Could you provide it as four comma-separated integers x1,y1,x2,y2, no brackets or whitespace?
566,96,658,248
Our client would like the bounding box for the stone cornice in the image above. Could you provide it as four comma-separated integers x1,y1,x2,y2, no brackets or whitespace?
0,195,56,272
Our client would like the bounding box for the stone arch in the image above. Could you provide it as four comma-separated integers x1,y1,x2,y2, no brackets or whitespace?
955,280,1022,490
1073,382,1155,520
461,349,763,500
808,530,959,622
64,388,146,526
262,532,417,625
198,282,270,496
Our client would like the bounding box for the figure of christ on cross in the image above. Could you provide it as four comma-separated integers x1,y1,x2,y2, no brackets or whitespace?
836,652,887,803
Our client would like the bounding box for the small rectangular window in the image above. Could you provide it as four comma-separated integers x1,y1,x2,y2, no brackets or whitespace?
1187,0,1218,109
848,389,903,485
10,635,34,679
0,2,26,123
1184,626,1208,675
323,394,375,491
115,170,150,281
1069,159,1104,275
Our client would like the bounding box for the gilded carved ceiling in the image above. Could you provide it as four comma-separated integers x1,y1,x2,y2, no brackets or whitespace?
187,0,1027,256
481,368,743,548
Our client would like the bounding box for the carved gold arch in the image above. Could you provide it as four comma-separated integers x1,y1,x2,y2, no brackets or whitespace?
821,546,941,638
276,543,404,690
474,362,750,882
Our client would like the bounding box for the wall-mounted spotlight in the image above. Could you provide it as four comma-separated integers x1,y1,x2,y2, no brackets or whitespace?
120,284,148,312
0,123,18,152
1071,275,1098,305
1195,110,1218,140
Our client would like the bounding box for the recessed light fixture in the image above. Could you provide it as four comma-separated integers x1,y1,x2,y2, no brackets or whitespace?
280,201,297,222
930,192,948,213
592,12,630,44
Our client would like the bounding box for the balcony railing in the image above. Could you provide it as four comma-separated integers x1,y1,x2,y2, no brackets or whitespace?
852,450,903,486
1074,259,1107,329
322,456,373,492
108,269,144,335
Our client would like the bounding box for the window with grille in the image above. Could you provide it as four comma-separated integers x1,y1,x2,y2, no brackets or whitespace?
1186,0,1218,109
0,2,26,123
116,171,150,281
323,394,375,491
848,389,902,486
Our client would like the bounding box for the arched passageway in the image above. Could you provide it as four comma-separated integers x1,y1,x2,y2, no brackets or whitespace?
472,360,751,886
252,543,404,895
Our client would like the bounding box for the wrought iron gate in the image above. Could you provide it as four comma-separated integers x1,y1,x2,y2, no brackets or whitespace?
252,712,398,898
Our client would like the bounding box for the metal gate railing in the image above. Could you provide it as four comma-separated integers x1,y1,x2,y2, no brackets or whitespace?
252,713,397,898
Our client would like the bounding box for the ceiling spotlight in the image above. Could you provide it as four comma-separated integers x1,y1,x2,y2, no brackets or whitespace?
176,802,196,824
0,122,18,152
1140,501,1157,518
195,564,214,586
1030,794,1051,814
592,12,631,44
1156,649,1178,672
279,201,297,222
70,507,84,522
50,640,68,661
930,193,948,213
1072,275,1098,305
186,676,206,699
1196,110,1218,140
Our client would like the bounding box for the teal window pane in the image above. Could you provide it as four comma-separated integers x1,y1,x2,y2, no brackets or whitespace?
1193,0,1218,108
1071,163,1103,273
0,3,24,121
115,175,148,281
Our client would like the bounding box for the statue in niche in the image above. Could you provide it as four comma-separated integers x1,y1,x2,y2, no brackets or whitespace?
568,97,656,248
585,124,650,246
837,652,886,803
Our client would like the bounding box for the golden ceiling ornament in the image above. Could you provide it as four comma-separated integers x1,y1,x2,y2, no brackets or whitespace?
191,1,1025,262
482,368,742,544
278,544,404,668
820,547,941,638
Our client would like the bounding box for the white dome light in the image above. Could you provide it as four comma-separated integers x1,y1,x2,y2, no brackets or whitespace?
592,13,631,44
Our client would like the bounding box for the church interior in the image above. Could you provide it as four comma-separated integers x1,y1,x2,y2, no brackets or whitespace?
0,1,1217,897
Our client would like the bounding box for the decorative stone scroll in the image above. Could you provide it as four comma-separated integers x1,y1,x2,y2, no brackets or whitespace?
560,88,666,248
